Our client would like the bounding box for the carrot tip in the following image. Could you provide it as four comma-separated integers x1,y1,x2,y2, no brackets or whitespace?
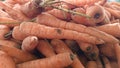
70,53,74,60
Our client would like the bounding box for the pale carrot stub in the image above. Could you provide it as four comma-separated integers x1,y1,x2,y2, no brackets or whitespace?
86,61,97,68
19,22,103,44
12,26,27,40
37,40,56,57
17,52,74,68
51,39,85,68
0,51,16,68
0,25,10,39
36,13,119,44
21,36,38,52
0,45,36,63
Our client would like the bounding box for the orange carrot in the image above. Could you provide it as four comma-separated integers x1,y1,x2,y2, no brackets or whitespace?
0,45,36,63
96,23,120,38
20,22,103,44
96,58,104,68
98,43,116,60
5,0,29,5
0,25,10,39
114,43,120,68
17,52,74,68
36,13,119,44
102,56,112,68
86,61,97,68
0,9,11,18
0,51,16,68
0,1,30,21
21,36,38,52
110,61,119,68
37,40,56,57
12,26,27,40
0,17,20,27
51,39,84,68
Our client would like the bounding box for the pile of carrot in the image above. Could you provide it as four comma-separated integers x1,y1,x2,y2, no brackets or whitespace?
0,0,120,68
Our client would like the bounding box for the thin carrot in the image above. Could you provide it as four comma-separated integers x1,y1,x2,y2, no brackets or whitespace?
51,39,84,68
0,25,10,39
86,61,97,68
0,17,20,27
17,52,74,68
0,51,16,68
36,13,119,44
96,23,120,38
21,36,38,52
0,45,37,63
19,22,103,44
37,40,56,57
12,26,27,40
0,1,30,21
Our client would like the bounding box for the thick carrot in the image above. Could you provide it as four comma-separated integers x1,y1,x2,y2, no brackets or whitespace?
96,23,120,38
20,0,43,18
114,43,120,68
98,44,116,60
0,39,20,48
0,45,36,63
0,9,11,18
37,40,56,57
20,22,103,44
86,61,97,68
0,51,16,68
12,26,27,40
64,40,80,53
51,39,84,68
36,13,119,44
0,25,10,39
0,1,30,21
47,4,71,20
21,36,38,52
0,17,20,27
102,56,112,68
17,52,74,68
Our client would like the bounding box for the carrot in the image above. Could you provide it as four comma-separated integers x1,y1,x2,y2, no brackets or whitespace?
36,13,119,44
0,1,30,21
96,23,120,38
114,43,120,68
21,36,38,52
98,43,116,60
77,42,93,53
51,39,84,68
59,0,100,7
110,61,119,68
0,25,10,39
47,4,71,20
86,61,97,68
17,52,74,68
5,0,29,5
0,9,11,18
0,51,16,68
37,40,56,57
102,56,112,68
96,58,104,68
0,45,36,63
20,0,43,18
0,17,20,27
105,7,120,19
86,4,105,25
20,22,103,44
0,39,20,48
64,40,80,53
12,26,27,40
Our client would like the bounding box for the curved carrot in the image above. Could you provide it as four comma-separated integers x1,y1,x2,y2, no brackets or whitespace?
20,22,103,44
36,13,119,44
21,36,38,52
37,40,56,57
17,52,74,68
51,39,84,68
0,51,16,68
